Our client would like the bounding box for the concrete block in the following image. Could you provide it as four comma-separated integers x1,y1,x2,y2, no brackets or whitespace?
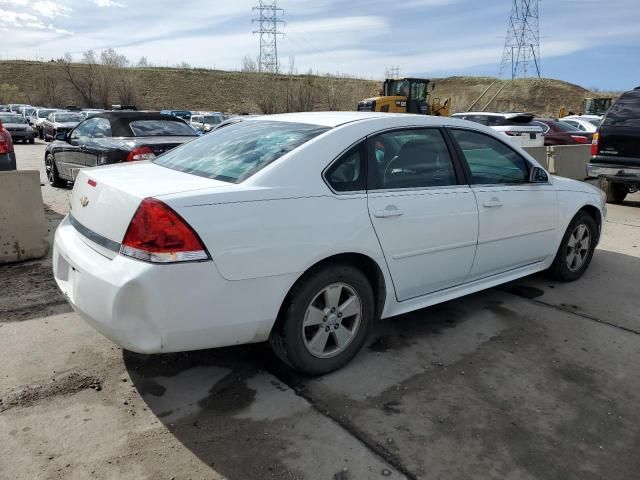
0,170,49,264
523,146,549,169
549,145,591,180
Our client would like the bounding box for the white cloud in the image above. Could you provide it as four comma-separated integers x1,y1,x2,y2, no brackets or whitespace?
94,0,124,7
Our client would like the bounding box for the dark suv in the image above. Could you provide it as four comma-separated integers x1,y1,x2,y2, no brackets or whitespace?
588,87,640,203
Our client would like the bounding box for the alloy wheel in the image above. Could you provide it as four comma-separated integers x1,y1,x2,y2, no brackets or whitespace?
566,224,591,272
302,282,362,359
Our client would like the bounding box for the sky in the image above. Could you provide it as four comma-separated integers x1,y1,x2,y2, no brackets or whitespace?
0,0,638,91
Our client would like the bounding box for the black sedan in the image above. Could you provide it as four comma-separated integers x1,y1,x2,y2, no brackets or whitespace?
44,112,199,187
0,113,35,143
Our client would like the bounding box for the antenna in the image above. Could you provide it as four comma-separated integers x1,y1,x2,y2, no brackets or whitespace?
252,1,285,73
500,0,541,79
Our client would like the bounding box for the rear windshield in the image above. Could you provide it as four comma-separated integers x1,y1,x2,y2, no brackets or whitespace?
603,91,640,127
1,115,26,123
129,120,197,137
555,121,582,132
154,120,329,183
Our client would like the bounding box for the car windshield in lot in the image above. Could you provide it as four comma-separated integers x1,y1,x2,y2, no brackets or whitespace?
1,115,27,123
56,113,84,122
154,120,329,183
38,109,56,118
129,119,198,137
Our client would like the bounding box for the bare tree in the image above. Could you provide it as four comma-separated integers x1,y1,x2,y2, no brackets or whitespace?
241,55,258,73
63,50,99,107
286,71,316,112
325,74,340,110
41,72,60,106
0,84,20,104
137,56,150,67
176,61,191,69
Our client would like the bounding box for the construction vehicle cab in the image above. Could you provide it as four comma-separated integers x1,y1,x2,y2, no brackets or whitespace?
583,97,612,116
358,78,450,116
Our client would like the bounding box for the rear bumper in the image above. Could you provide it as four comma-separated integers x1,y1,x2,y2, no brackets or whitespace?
587,163,640,182
9,131,34,140
53,215,294,353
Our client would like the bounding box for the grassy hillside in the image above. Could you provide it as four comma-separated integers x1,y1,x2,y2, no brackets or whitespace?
0,60,606,116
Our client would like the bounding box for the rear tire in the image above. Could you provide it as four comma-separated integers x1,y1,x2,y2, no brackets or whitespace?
29,137,35,144
599,177,627,204
547,211,597,282
270,264,375,375
46,154,64,187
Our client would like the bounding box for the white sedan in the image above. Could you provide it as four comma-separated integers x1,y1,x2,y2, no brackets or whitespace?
53,112,606,374
561,115,601,133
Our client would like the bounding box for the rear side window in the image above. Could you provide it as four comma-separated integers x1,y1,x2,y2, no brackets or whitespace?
603,91,640,127
325,142,366,192
450,129,529,184
129,120,197,137
154,120,329,183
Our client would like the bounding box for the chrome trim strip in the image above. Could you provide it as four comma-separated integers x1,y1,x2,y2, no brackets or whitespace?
391,240,477,260
69,214,121,253
479,227,555,245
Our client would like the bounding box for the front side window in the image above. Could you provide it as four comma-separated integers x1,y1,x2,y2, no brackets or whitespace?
92,118,112,138
70,118,99,140
129,120,197,137
450,129,530,185
325,142,366,192
154,120,329,183
368,128,457,190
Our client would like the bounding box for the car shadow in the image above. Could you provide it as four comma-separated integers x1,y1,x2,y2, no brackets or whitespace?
123,249,640,479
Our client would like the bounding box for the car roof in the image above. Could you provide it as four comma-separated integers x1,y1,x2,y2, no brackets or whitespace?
243,111,411,127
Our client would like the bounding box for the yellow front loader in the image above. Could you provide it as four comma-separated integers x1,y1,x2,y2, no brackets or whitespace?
357,78,451,116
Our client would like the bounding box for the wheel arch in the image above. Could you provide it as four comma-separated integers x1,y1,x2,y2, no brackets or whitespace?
273,252,388,332
576,203,603,243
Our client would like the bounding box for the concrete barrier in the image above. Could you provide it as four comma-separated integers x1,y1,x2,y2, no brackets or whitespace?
524,144,591,180
0,170,49,264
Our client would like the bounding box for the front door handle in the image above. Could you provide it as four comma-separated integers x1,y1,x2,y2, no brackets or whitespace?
483,197,503,208
374,206,404,218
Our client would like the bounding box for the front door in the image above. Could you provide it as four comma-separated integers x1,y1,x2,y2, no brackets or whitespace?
448,128,558,279
367,128,479,302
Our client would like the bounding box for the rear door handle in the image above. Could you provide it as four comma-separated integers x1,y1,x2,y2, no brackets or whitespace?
374,206,404,218
483,198,503,208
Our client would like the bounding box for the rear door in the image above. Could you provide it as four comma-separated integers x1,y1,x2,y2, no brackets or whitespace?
448,128,558,279
596,90,640,165
366,128,478,301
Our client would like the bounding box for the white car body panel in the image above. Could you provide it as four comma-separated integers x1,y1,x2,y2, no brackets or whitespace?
560,116,600,133
53,112,606,354
451,112,545,148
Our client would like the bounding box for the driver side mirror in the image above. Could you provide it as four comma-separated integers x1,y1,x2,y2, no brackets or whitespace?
55,132,67,142
530,166,549,183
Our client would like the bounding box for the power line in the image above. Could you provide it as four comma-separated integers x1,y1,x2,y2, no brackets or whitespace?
252,1,285,73
500,0,541,79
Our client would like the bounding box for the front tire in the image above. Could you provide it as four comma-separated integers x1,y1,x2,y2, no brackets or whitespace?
547,212,597,282
270,264,375,375
599,177,627,204
45,154,64,187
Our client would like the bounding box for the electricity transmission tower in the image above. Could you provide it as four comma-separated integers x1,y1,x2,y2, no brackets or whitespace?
500,0,541,79
252,1,285,73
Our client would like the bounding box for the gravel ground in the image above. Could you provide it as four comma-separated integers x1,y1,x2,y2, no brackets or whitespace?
1,141,640,480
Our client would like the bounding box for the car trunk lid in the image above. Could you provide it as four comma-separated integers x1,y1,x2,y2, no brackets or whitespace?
69,161,229,252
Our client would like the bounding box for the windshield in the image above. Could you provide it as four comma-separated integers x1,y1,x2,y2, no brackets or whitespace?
56,113,84,122
1,115,27,123
38,109,56,118
129,119,197,137
154,120,329,183
386,80,410,97
204,116,223,125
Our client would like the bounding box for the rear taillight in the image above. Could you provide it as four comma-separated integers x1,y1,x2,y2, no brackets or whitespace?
571,135,589,144
590,132,599,156
126,146,156,162
120,198,209,263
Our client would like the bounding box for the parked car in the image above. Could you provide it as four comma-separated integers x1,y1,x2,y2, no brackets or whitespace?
18,105,36,119
29,108,58,139
587,87,640,204
450,112,545,147
44,111,199,186
42,111,85,142
160,109,192,121
561,115,601,133
52,112,606,375
0,105,9,112
211,114,259,131
0,113,35,144
0,120,16,171
532,118,592,146
8,103,29,113
82,109,106,118
190,113,225,133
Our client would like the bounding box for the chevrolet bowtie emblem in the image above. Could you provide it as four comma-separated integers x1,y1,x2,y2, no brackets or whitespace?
80,196,89,208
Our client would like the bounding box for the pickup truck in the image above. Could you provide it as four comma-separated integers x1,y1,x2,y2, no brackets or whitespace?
588,87,640,203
